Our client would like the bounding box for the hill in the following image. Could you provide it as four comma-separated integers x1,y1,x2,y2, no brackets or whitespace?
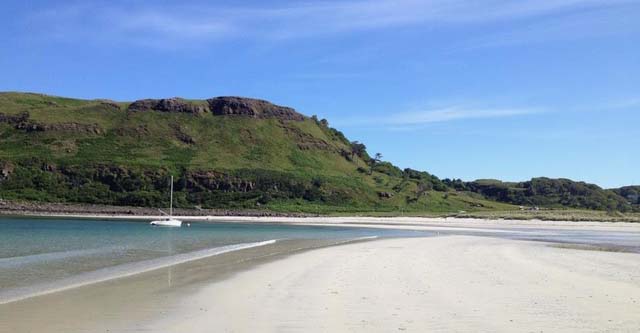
0,92,637,216
613,186,640,206
0,92,513,214
443,178,637,212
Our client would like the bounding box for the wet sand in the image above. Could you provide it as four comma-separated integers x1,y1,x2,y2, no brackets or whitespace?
0,239,345,333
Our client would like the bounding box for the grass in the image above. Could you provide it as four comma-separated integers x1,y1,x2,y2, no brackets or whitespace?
0,92,636,219
0,92,413,210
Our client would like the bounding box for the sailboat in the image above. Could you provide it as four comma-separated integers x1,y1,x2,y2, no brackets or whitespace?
150,176,183,227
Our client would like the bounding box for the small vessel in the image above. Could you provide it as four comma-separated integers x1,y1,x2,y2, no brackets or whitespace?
150,176,182,227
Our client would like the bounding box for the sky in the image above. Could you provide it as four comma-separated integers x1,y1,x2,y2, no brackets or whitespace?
0,0,638,188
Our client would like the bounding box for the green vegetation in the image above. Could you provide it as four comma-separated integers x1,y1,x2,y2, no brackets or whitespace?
444,178,637,212
0,92,637,219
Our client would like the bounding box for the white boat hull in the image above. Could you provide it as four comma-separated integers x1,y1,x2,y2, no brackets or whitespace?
150,219,182,227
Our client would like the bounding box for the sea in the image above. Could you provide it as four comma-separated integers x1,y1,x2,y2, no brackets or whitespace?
0,217,431,304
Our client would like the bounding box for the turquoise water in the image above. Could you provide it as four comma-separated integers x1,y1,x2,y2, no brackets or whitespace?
4,217,638,304
0,217,431,303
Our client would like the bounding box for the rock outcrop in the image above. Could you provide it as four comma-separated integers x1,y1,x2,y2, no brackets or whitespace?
187,171,257,192
113,125,150,138
207,97,305,121
14,121,103,134
97,100,121,110
1,112,102,134
170,123,195,144
279,123,332,150
125,96,305,121
0,112,29,125
378,191,394,199
128,98,208,114
0,161,14,180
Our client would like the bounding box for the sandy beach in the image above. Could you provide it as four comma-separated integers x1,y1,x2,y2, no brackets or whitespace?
2,229,639,332
147,236,640,332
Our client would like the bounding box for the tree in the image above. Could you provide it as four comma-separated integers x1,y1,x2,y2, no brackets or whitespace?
368,152,383,175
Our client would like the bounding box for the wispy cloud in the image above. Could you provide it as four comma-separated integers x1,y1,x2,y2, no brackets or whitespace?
334,95,638,131
605,98,640,110
334,105,543,130
26,0,637,47
391,107,540,125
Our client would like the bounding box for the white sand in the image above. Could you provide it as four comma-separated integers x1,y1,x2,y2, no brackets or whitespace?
150,236,640,332
29,213,640,234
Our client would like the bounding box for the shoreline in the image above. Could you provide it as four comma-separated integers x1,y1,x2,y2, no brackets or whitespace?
5,212,640,233
0,200,315,218
1,216,391,307
0,236,381,333
2,216,640,331
3,235,638,332
0,239,279,305
2,200,639,223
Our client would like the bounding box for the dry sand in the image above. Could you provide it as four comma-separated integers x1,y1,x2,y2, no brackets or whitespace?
149,236,640,332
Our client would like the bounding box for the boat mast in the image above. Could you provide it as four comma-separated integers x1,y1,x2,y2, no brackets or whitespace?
170,175,173,217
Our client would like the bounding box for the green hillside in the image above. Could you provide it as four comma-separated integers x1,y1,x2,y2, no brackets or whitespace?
0,92,514,214
444,178,637,212
0,92,637,216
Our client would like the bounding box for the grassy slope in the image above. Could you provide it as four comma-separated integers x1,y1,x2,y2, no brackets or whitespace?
0,92,516,214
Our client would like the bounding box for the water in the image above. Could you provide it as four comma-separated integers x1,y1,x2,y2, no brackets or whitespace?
435,226,640,252
2,217,639,304
0,217,430,303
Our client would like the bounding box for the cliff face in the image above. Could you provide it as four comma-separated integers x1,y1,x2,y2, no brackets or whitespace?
207,97,305,121
126,96,305,121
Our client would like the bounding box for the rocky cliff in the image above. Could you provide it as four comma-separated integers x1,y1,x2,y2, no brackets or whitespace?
127,96,305,121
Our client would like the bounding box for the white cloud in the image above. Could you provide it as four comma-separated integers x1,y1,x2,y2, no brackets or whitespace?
390,107,540,125
334,105,542,130
334,95,638,130
26,0,638,46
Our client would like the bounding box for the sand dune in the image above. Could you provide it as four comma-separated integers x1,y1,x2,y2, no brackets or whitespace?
151,236,640,332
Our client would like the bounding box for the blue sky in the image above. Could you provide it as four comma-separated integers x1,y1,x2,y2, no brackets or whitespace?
1,0,638,188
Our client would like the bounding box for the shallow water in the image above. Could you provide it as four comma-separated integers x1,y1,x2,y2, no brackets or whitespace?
0,217,431,303
439,226,640,252
2,217,640,304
